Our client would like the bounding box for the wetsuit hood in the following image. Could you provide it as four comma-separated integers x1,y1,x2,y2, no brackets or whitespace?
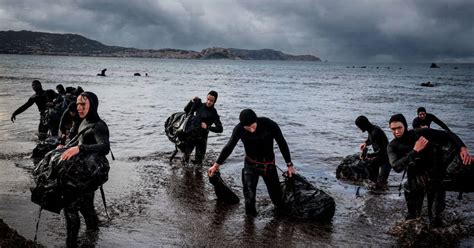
389,114,408,139
240,109,257,126
32,80,43,94
208,90,218,103
75,86,84,96
56,84,65,94
417,107,426,114
355,115,372,132
80,91,101,122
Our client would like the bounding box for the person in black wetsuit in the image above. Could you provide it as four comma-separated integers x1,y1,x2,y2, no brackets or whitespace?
182,90,223,164
11,80,49,138
208,109,296,216
56,84,66,96
387,114,470,226
355,115,391,190
59,102,81,144
412,107,450,131
60,92,110,247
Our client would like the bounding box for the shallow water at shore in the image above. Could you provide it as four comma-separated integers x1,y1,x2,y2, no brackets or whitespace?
0,55,473,246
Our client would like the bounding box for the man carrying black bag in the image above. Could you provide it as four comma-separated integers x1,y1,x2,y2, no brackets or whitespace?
181,91,223,164
60,91,110,248
387,114,470,227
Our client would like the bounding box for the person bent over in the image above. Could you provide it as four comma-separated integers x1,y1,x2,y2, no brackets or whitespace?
208,109,295,216
355,115,391,190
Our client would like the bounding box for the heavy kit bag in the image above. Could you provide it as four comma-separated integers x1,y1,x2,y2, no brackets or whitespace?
31,147,109,213
336,153,377,182
32,137,61,163
281,173,335,222
165,112,201,145
442,155,474,192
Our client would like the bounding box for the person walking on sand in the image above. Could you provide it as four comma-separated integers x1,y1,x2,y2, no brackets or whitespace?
208,109,295,216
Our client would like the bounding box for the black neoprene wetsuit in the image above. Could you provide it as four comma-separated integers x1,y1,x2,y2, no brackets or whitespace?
12,90,49,134
216,117,292,216
364,124,391,183
412,113,450,131
182,99,222,162
64,92,109,248
216,117,291,165
388,127,465,220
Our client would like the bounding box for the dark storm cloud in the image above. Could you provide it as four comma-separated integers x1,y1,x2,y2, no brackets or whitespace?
0,0,473,62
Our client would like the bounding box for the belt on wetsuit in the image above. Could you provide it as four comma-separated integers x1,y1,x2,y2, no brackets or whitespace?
245,156,275,176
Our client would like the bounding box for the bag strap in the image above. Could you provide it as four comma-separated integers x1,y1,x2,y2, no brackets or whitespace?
100,186,111,220
65,126,92,147
109,148,115,160
398,166,407,197
34,207,42,243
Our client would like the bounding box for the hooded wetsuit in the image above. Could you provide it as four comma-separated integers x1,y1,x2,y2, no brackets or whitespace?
412,113,450,131
64,91,110,248
182,97,223,163
59,102,82,144
355,116,391,184
388,114,464,222
216,116,292,215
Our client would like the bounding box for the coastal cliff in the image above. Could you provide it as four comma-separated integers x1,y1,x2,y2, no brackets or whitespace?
0,30,321,61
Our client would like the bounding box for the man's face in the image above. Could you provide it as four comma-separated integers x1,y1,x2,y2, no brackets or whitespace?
32,84,42,93
243,123,257,133
76,95,90,119
390,121,405,139
418,112,426,120
206,95,216,107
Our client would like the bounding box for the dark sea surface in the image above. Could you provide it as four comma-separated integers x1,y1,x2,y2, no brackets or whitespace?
0,54,473,247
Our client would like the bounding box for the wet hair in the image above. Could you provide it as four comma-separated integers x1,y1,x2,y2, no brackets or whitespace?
355,115,371,132
239,109,257,126
208,90,218,102
417,107,426,114
389,114,408,130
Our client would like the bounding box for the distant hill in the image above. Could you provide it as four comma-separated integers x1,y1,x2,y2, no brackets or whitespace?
0,30,321,61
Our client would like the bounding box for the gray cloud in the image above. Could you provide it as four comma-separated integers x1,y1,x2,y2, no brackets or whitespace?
0,0,473,62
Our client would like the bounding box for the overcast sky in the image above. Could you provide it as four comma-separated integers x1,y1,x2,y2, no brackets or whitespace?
1,0,473,62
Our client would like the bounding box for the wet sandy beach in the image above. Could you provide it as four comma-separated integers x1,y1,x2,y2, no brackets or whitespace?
1,147,473,247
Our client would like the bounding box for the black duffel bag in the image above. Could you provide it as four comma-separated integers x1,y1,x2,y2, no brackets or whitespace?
31,148,109,214
442,155,474,192
281,173,335,222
